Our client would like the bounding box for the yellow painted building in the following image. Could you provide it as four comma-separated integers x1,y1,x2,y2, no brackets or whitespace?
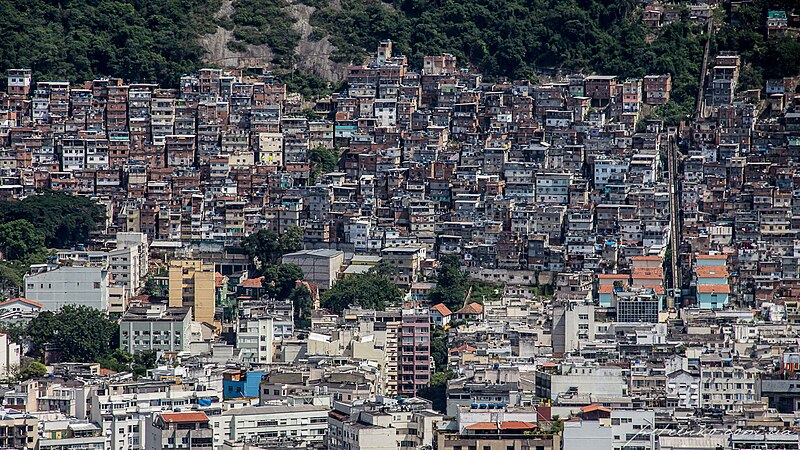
168,260,215,324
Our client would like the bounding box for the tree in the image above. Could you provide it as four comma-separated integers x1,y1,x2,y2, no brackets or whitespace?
99,348,156,377
26,305,119,362
0,219,45,261
0,321,28,344
428,254,468,311
17,360,47,381
321,270,403,314
280,227,304,255
417,370,455,412
309,146,340,180
242,227,303,273
289,284,313,328
263,263,305,301
143,275,165,297
430,325,448,373
0,192,104,248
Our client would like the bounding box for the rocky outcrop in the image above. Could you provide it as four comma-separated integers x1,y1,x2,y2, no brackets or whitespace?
199,0,349,81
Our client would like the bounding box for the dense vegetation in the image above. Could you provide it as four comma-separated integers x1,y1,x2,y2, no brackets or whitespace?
310,0,705,122
321,267,403,313
309,146,341,181
0,305,156,376
714,0,800,91
0,0,220,86
224,0,299,65
0,192,105,249
0,193,104,296
241,227,304,273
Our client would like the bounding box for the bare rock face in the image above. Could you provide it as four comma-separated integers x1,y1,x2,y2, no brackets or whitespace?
199,0,349,81
199,26,276,69
288,3,349,82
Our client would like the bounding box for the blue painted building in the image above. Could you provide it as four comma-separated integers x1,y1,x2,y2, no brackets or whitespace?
695,255,729,309
222,370,266,399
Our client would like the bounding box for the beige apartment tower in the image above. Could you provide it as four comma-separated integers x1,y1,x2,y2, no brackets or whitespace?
168,260,215,324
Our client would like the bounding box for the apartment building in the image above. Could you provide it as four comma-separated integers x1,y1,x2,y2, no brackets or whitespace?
168,260,215,325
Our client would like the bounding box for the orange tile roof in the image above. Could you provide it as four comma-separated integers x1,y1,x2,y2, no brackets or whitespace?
465,422,497,431
643,285,666,295
697,284,729,294
597,274,629,280
455,302,483,315
500,421,536,430
160,412,209,423
695,266,729,278
632,268,663,279
431,303,452,316
631,256,662,261
0,297,43,308
215,272,226,288
697,254,727,260
450,344,477,353
581,404,612,413
239,276,265,288
599,285,615,294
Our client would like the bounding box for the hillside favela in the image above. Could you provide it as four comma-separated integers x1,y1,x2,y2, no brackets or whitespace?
1,0,800,449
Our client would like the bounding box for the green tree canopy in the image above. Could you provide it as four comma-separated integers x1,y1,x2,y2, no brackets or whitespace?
0,219,45,261
321,269,403,314
0,192,105,248
309,146,341,180
428,254,468,312
263,263,305,301
242,227,304,273
0,0,219,86
26,305,119,362
17,360,47,382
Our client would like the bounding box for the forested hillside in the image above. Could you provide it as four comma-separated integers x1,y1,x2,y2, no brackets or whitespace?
0,0,796,119
0,0,220,86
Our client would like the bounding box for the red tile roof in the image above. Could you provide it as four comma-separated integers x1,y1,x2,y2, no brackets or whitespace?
431,303,452,316
697,284,729,294
0,297,43,308
499,421,536,430
599,285,615,294
455,302,483,315
597,274,629,280
465,422,497,431
695,266,729,278
239,276,265,288
643,285,666,295
697,254,727,260
450,344,477,354
631,256,662,261
215,272,226,288
632,268,663,279
581,404,612,413
160,412,209,423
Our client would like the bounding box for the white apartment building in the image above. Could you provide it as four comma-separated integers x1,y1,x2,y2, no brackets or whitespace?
89,382,219,450
211,404,329,448
699,357,759,412
119,305,193,354
328,397,444,450
611,409,655,450
24,265,109,311
237,316,274,364
0,333,20,380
